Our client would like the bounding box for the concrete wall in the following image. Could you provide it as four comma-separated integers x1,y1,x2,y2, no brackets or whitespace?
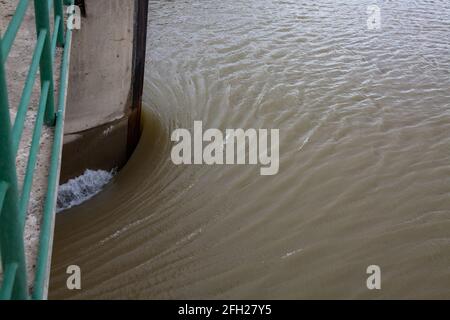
65,0,134,133
61,0,143,182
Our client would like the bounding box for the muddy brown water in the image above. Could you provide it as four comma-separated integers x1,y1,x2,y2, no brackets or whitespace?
50,0,450,299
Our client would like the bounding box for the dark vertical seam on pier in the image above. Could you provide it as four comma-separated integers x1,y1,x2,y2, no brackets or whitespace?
127,0,149,158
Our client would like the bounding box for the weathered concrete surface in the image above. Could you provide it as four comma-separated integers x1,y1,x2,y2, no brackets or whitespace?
60,118,129,183
64,0,134,133
0,0,62,290
61,0,136,182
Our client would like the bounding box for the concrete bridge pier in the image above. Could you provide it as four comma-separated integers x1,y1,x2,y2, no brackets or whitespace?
60,0,148,183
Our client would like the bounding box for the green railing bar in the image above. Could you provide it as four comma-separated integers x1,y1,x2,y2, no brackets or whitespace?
54,0,65,47
0,36,28,300
34,0,56,126
0,263,18,299
11,30,46,155
0,181,6,282
47,0,66,46
51,16,61,57
32,15,73,299
18,81,50,228
1,0,30,60
0,181,9,214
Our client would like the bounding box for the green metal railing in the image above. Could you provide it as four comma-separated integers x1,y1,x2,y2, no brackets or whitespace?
0,0,74,300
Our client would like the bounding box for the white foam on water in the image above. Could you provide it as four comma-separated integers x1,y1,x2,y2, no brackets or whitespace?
56,169,116,213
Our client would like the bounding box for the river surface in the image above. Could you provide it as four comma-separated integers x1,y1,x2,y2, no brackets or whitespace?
50,0,450,299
